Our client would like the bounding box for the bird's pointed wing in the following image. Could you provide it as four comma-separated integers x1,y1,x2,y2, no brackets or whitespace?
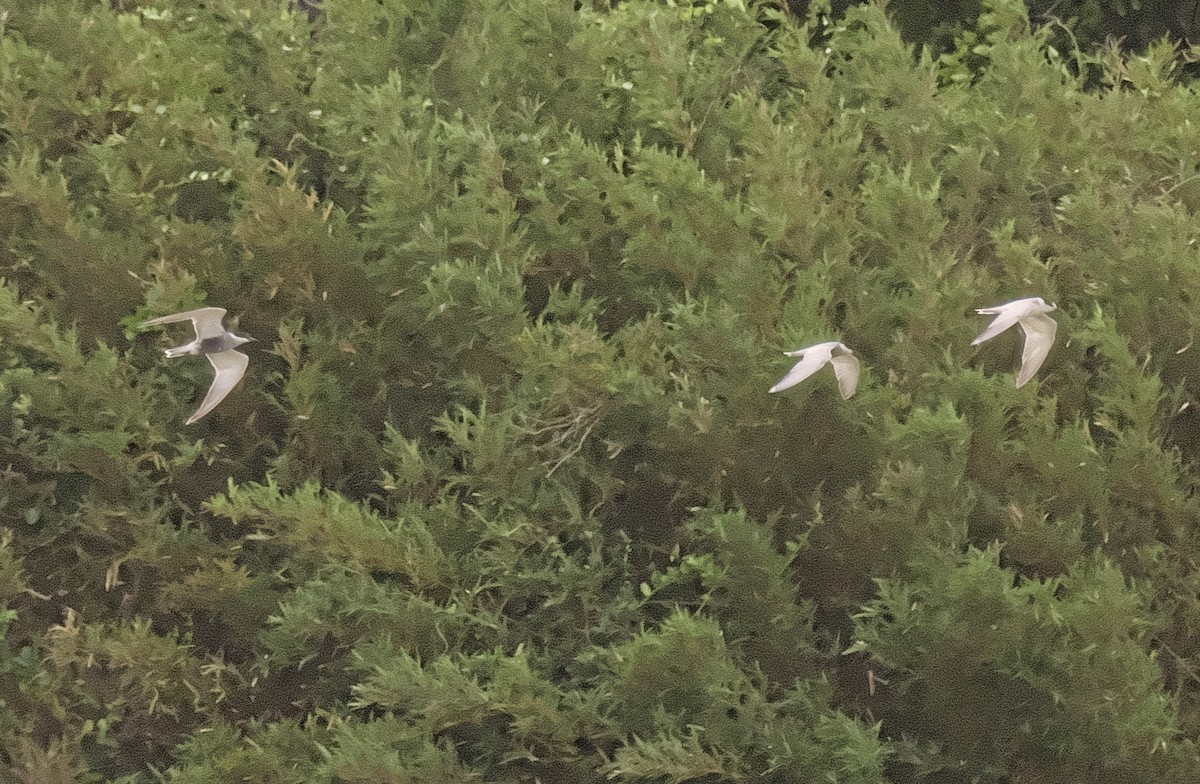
829,353,861,399
971,305,1026,346
769,346,833,394
186,349,249,424
142,307,228,340
1015,313,1057,387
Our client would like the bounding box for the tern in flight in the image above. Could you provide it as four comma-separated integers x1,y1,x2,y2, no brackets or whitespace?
971,297,1058,387
141,307,253,424
769,341,860,399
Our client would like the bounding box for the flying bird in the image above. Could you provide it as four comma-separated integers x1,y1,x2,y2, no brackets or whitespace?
141,307,253,424
769,341,860,399
971,296,1057,387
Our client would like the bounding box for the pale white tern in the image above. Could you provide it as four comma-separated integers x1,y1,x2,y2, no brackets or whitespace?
971,297,1057,387
769,341,860,399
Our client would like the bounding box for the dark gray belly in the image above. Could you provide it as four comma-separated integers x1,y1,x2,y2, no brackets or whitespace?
199,335,235,354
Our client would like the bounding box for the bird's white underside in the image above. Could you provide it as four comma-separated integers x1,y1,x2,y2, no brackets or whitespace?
770,341,860,399
972,297,1058,387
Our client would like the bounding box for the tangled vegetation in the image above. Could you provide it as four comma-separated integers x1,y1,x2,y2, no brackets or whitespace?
2,0,1200,781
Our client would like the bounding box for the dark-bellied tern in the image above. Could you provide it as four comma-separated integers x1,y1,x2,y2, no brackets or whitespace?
141,307,253,424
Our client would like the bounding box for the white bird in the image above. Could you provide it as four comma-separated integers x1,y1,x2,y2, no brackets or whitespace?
971,297,1058,387
769,341,860,399
140,307,254,424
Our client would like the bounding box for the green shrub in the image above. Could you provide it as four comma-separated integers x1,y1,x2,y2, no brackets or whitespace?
2,0,1200,780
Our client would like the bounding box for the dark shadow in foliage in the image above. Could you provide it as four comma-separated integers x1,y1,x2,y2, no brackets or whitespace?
792,0,1200,62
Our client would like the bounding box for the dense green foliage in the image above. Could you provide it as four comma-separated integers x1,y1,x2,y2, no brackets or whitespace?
3,0,1200,780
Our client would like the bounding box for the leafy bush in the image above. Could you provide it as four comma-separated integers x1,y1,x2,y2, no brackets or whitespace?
2,0,1200,781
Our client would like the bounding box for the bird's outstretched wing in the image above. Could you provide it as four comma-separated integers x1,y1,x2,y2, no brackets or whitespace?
1015,313,1057,387
141,307,228,340
971,305,1026,346
829,352,861,399
769,346,834,394
187,349,249,424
